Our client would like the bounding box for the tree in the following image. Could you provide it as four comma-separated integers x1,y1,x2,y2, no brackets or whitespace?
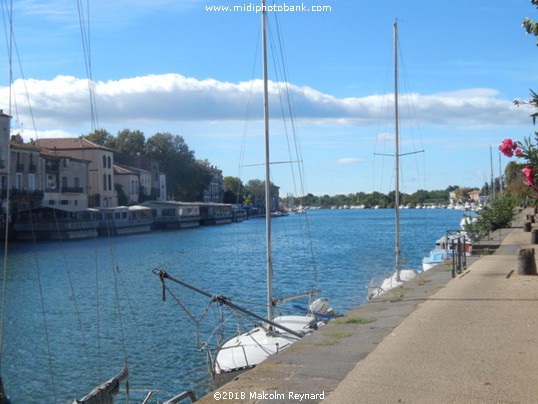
463,194,517,241
245,179,265,208
115,129,146,155
83,129,114,147
223,176,244,204
144,132,210,201
499,3,538,201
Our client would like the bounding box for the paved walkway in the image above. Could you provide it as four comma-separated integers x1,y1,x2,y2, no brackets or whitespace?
196,209,538,403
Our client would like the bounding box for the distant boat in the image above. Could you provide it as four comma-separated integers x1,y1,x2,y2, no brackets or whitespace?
366,21,421,300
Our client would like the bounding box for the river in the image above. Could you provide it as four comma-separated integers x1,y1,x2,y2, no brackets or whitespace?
1,207,466,403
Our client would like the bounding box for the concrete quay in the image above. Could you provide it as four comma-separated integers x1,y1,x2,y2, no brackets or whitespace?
196,209,538,403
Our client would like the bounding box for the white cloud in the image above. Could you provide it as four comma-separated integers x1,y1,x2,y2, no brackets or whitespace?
337,157,364,165
1,73,530,137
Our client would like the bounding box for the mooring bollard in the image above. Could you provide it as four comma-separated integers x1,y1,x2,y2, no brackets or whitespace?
517,248,538,275
524,221,532,232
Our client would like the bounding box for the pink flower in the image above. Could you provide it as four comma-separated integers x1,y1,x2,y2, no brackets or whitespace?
499,138,519,157
515,149,522,157
522,166,534,186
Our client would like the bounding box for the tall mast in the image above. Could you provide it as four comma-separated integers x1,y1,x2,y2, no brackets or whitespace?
261,0,273,322
394,21,401,282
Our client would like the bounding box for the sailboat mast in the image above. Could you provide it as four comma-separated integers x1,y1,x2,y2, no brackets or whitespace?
393,21,401,281
261,0,273,322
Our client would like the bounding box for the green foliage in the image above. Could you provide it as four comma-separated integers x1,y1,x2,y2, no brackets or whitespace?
115,129,146,155
83,128,212,202
523,0,538,45
144,132,209,201
83,129,114,147
463,195,517,242
223,176,244,204
282,186,466,209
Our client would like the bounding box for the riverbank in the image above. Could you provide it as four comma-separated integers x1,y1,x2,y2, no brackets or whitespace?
195,208,537,403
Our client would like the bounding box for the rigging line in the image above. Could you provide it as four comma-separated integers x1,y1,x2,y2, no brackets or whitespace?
3,20,41,142
0,4,13,402
111,265,129,368
268,13,318,284
93,236,103,382
0,0,13,363
237,23,262,190
77,0,130,381
395,31,426,191
100,211,131,366
76,0,99,132
26,204,58,402
51,208,96,382
372,31,394,196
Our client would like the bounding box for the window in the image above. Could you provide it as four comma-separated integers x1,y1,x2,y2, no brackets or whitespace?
16,173,22,190
107,156,112,168
62,176,68,188
47,175,56,190
103,174,107,191
74,177,80,188
102,155,106,168
28,174,35,191
108,174,111,191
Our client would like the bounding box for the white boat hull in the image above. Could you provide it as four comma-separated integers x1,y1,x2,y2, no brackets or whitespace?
367,269,417,300
212,315,321,385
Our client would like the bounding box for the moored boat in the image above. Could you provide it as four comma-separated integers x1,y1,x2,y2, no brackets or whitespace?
141,200,201,229
422,249,452,271
97,205,153,236
13,206,98,241
366,21,421,301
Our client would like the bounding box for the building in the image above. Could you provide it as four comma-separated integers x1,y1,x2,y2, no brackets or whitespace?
35,138,117,208
41,149,90,208
113,164,149,205
114,153,163,201
203,166,224,203
9,140,44,213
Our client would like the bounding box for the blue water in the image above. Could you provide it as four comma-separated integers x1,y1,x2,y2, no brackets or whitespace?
0,208,464,403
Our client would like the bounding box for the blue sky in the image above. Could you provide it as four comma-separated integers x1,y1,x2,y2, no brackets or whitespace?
0,0,537,197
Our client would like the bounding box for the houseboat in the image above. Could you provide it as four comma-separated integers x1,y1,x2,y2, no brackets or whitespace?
141,201,201,229
13,206,98,241
97,205,153,236
231,205,247,222
197,202,233,225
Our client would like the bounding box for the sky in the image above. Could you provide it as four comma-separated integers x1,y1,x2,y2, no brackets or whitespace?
0,0,537,197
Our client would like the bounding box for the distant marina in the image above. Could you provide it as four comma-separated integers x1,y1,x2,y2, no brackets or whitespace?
7,200,479,242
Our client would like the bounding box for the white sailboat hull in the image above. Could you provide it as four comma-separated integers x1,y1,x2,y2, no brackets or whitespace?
213,315,320,385
367,268,417,300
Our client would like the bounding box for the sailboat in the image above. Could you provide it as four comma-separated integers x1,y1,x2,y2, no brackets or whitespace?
366,21,420,301
153,0,331,387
